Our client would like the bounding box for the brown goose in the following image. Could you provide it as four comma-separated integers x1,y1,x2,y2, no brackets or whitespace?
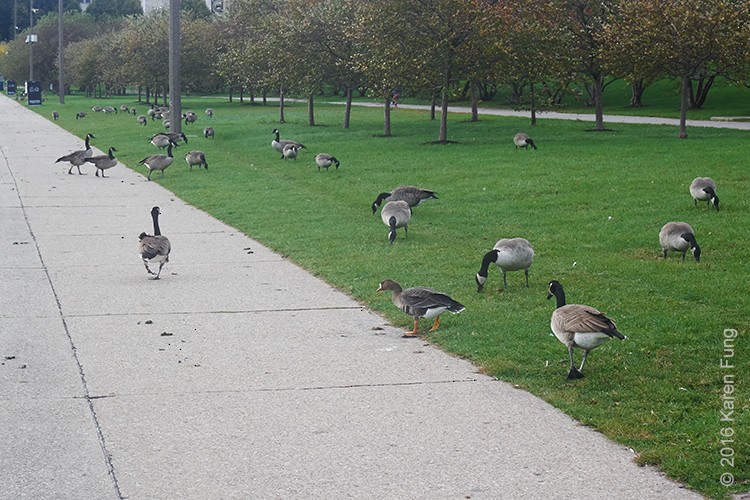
185,150,208,171
138,206,171,280
689,177,719,211
476,238,534,291
377,279,465,337
659,222,701,262
55,133,95,175
514,133,537,150
380,200,411,244
84,147,118,177
371,186,438,214
140,142,177,180
547,280,625,380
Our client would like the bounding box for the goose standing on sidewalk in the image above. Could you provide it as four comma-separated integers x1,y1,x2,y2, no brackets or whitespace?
138,206,171,280
55,133,96,175
84,147,118,178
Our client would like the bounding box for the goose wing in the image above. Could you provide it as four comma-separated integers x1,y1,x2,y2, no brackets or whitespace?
401,287,464,315
556,304,624,339
139,235,170,260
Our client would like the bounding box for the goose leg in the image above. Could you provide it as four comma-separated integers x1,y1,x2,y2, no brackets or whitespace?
152,262,165,280
68,165,74,175
429,316,441,332
143,262,155,275
403,319,419,337
579,350,590,372
524,268,529,288
567,345,584,379
502,270,508,290
681,251,686,262
147,170,153,181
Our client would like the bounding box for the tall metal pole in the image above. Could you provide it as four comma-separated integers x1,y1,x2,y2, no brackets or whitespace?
58,0,64,103
28,0,33,81
169,0,182,135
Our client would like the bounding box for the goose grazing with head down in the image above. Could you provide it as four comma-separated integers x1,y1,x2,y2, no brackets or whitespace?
514,133,537,150
84,147,118,177
203,127,214,139
138,206,171,280
377,279,465,337
140,142,177,180
476,238,534,292
315,153,340,172
380,200,411,244
282,144,299,160
272,129,305,159
689,177,719,211
659,222,701,262
55,133,96,175
371,186,438,214
185,150,208,171
547,280,626,380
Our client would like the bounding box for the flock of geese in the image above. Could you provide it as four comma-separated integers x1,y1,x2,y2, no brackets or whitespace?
55,113,721,380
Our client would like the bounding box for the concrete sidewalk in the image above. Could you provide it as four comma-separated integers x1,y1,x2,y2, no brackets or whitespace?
1,94,701,499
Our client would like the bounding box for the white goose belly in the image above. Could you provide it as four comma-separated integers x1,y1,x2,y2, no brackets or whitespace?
571,332,612,350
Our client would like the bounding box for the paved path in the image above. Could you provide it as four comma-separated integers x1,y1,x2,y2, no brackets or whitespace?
0,94,703,499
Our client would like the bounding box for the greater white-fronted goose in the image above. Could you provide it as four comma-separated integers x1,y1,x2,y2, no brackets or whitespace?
377,279,465,337
476,238,534,291
659,222,701,262
138,206,171,280
547,280,625,379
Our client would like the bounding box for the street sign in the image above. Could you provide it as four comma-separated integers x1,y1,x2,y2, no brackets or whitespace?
26,80,42,106
7,80,16,95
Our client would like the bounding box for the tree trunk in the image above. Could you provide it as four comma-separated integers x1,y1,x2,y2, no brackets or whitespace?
343,86,352,129
679,75,689,139
239,86,244,103
308,92,315,126
629,78,645,107
438,85,449,143
430,94,437,120
470,81,479,122
530,81,537,126
688,75,715,109
228,86,233,103
279,86,285,123
383,95,392,137
593,75,605,131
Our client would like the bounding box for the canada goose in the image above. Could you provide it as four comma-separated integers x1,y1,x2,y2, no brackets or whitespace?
76,112,86,120
205,108,214,118
138,206,171,280
377,279,465,337
380,200,411,244
55,133,96,175
476,238,534,292
84,147,118,178
137,115,147,126
147,107,157,120
272,129,305,158
165,132,188,145
52,111,59,120
689,177,719,211
659,222,701,262
514,133,537,150
371,186,438,214
120,105,129,113
203,127,214,139
282,144,299,160
139,142,177,180
130,108,137,115
184,112,198,125
91,105,103,112
315,153,340,172
547,280,626,380
150,132,187,149
185,150,208,171
103,106,117,115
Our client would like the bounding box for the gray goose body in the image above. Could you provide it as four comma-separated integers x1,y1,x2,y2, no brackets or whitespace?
203,127,214,139
377,279,465,337
137,115,147,126
138,206,171,279
84,147,118,177
514,133,537,150
659,221,701,262
315,153,340,172
689,177,719,211
547,280,625,379
476,238,534,291
205,108,214,118
185,150,208,171
140,143,176,180
282,144,299,160
272,129,305,158
380,200,411,243
55,133,96,175
371,186,438,214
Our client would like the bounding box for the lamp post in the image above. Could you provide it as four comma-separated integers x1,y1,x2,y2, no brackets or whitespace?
26,0,38,82
58,0,64,104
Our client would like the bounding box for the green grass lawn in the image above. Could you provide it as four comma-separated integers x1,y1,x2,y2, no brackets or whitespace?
36,94,748,499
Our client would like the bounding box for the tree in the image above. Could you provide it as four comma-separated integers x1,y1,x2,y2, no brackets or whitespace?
602,0,750,138
0,0,80,42
86,0,143,20
182,0,212,19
